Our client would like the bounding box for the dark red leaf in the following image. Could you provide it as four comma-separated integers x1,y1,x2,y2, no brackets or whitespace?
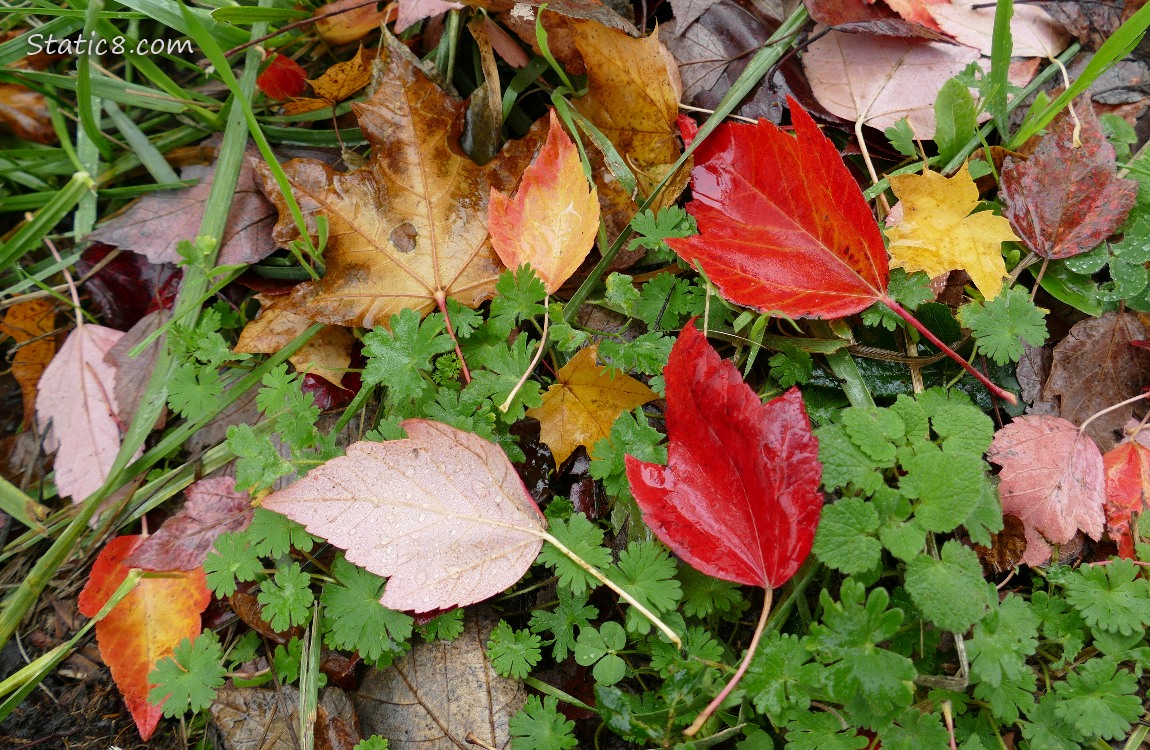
804,0,955,40
1001,100,1138,260
76,244,180,331
625,322,823,589
667,98,888,319
257,54,308,101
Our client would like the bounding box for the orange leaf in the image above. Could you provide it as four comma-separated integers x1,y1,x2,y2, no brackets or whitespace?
307,46,376,104
78,535,210,740
236,294,354,387
315,0,393,44
1103,441,1150,558
489,110,600,294
0,298,56,426
526,345,656,466
256,35,546,327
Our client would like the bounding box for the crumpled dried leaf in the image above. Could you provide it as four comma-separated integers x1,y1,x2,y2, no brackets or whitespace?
526,345,656,466
987,415,1106,567
316,0,392,44
802,29,979,137
87,150,278,268
35,324,139,502
355,607,524,749
0,298,56,426
262,420,546,612
1001,101,1138,260
210,685,360,750
1037,0,1124,50
0,83,54,144
257,36,546,328
125,477,253,571
236,295,354,387
78,535,210,741
1043,312,1150,451
488,110,599,293
886,165,1020,300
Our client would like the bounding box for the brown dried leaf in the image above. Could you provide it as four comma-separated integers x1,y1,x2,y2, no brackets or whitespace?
0,299,56,426
236,295,354,387
1001,101,1138,260
209,685,360,750
35,325,140,502
987,415,1106,567
125,478,252,571
315,0,391,44
308,46,377,103
0,83,54,144
261,420,546,612
1043,312,1150,451
257,37,546,328
975,514,1028,574
355,607,524,749
105,309,169,428
87,152,278,267
804,0,954,40
1037,0,1124,50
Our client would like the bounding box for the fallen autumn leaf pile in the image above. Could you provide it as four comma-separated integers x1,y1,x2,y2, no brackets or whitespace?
5,0,1150,747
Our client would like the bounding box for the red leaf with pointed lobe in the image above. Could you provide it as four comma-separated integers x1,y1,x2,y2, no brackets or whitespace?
78,536,210,740
1103,440,1150,558
625,322,823,589
667,98,888,319
258,54,308,101
125,478,253,571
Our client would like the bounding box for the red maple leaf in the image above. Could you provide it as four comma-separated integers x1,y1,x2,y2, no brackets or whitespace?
257,54,308,101
625,321,823,733
667,98,1015,403
1103,440,1150,558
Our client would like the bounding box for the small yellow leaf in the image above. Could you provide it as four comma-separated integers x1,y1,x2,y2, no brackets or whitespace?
526,346,657,466
236,295,353,387
488,109,600,294
307,46,376,104
886,164,1020,300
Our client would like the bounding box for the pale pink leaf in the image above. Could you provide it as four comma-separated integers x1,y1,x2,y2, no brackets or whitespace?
801,29,980,137
395,0,463,32
125,478,253,571
261,420,546,613
987,415,1106,566
36,325,139,502
928,0,1070,58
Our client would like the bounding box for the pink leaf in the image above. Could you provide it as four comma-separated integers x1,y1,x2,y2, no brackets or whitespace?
987,415,1106,566
125,478,253,571
35,325,140,502
262,420,546,612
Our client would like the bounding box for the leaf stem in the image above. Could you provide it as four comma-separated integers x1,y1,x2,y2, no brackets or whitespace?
684,587,773,737
435,291,472,383
500,298,549,413
1078,392,1150,436
882,297,1017,405
538,530,681,648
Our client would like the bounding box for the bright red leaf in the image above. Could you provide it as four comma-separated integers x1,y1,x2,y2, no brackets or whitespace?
1103,440,1150,558
667,97,887,320
665,98,1016,403
625,322,822,588
78,535,210,740
257,54,308,101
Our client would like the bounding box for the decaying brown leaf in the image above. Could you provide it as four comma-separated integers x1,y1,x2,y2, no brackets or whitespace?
0,83,54,144
315,0,391,44
236,295,354,387
1001,101,1138,260
355,607,524,749
257,36,546,328
209,685,361,750
1043,312,1150,451
0,299,56,427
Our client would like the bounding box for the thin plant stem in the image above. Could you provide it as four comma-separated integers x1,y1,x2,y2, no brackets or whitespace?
500,298,549,413
435,290,472,383
1078,392,1150,436
684,588,773,736
883,298,1017,405
539,530,681,647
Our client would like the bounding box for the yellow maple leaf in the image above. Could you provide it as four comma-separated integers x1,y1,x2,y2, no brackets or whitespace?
526,346,657,466
236,295,353,387
886,164,1020,300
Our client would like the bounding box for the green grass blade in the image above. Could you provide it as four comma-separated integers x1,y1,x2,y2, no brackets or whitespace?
0,172,93,270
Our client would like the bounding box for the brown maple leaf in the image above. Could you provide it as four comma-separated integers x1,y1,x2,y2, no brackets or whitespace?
256,37,546,328
1001,100,1138,260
